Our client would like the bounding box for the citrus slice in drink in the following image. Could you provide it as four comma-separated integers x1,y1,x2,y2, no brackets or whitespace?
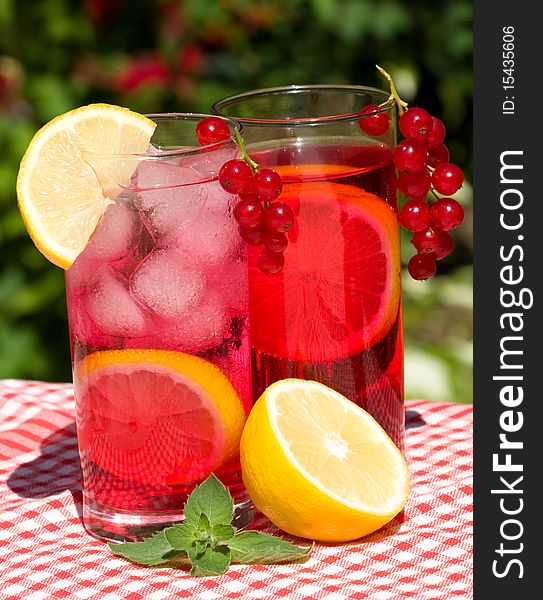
240,378,410,542
248,181,401,362
75,349,247,486
16,104,156,269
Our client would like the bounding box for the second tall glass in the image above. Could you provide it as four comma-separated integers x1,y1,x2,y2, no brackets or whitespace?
213,86,404,450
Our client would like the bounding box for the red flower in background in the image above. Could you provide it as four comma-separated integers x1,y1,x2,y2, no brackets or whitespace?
174,77,194,100
115,56,170,93
0,72,9,97
241,4,279,28
178,45,206,74
0,56,24,110
159,0,186,38
83,0,123,22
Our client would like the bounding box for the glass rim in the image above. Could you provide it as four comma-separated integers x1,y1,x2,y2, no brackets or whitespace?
81,113,241,160
212,84,395,126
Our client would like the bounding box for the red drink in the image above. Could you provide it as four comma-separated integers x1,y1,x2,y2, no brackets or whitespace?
213,83,404,448
64,115,254,542
248,143,404,449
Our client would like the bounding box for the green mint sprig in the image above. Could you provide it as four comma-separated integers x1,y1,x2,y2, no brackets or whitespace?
108,474,312,577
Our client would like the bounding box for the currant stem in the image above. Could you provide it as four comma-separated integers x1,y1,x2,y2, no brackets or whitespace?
376,65,409,117
232,127,259,172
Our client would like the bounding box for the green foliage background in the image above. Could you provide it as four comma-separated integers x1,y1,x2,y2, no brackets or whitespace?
0,0,472,402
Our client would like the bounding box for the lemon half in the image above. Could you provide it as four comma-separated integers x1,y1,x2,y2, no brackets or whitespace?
240,378,410,542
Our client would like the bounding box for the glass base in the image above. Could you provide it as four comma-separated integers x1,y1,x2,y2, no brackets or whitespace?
83,492,255,543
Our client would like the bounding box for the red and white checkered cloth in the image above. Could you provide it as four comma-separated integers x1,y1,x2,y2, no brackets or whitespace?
0,379,472,599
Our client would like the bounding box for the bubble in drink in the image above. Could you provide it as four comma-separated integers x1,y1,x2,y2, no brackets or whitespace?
130,247,204,319
135,160,206,238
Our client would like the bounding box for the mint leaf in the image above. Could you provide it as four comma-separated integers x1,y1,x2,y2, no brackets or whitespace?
190,540,209,559
212,524,235,543
184,474,234,527
229,531,312,565
108,530,178,566
166,514,234,550
107,473,312,576
190,545,231,577
164,523,198,551
164,513,234,577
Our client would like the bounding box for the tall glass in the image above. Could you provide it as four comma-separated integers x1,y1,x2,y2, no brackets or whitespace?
213,86,404,450
65,114,253,542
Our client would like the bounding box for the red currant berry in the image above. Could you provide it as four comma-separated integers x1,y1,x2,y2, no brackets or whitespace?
399,198,431,232
412,226,454,260
234,198,264,228
393,139,429,172
237,188,259,201
264,202,294,233
430,198,464,231
257,249,285,274
431,163,464,196
358,104,390,136
425,117,446,149
196,117,231,145
427,143,450,168
219,159,253,194
399,107,433,141
253,168,283,202
408,253,437,280
263,230,288,253
239,225,264,246
397,169,432,198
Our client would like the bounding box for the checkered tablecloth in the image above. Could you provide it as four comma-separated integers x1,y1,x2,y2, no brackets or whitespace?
0,379,472,600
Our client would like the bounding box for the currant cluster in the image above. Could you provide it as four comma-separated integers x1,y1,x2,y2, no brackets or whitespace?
358,65,466,283
392,107,465,280
196,117,292,274
218,160,293,273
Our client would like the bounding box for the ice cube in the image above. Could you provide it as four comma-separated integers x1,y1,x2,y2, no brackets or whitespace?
159,291,230,353
206,257,248,314
180,146,238,180
201,179,236,212
66,252,100,292
130,247,204,319
135,160,207,238
86,268,148,338
169,182,242,267
84,198,141,263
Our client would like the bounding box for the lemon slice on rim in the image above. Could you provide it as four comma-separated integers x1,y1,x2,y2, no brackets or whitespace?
16,103,156,269
240,378,410,542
